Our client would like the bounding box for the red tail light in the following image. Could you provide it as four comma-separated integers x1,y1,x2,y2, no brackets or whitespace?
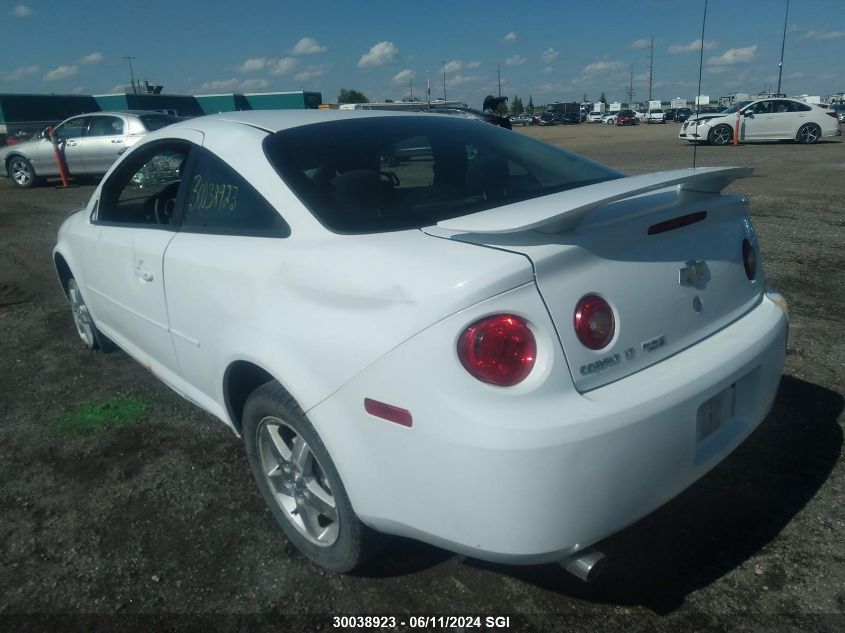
457,314,536,386
742,238,757,280
574,295,615,350
826,112,838,119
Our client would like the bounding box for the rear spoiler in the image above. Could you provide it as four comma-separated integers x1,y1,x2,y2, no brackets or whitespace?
437,167,752,234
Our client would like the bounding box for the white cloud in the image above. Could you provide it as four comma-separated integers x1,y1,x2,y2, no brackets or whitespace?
581,60,625,75
503,32,517,43
535,82,565,95
668,39,716,54
543,66,554,74
392,69,415,84
269,57,298,76
357,41,399,67
10,4,35,17
505,55,526,66
705,66,729,75
238,57,267,73
1,65,40,81
707,45,757,66
72,86,85,94
787,71,805,79
448,74,482,87
196,78,269,93
294,64,329,82
801,30,845,40
444,60,482,73
45,65,78,81
540,48,559,63
631,38,651,49
109,84,127,93
79,52,103,64
291,37,328,54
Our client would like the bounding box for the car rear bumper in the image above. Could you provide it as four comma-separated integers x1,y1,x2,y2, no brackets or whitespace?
310,291,788,564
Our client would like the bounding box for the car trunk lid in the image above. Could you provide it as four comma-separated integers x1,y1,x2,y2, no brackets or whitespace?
423,167,763,392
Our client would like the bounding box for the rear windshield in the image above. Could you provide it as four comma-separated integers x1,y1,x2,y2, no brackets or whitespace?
264,116,621,233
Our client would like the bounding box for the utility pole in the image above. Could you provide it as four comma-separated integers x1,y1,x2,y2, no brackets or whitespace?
776,0,790,96
648,35,654,102
497,63,501,97
441,61,447,100
626,65,634,105
410,77,413,100
122,56,137,94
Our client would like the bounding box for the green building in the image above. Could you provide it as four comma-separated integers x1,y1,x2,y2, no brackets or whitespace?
195,93,251,114
243,91,322,110
92,93,205,117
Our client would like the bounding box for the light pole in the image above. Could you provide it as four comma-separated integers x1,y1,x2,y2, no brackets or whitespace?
441,61,446,101
122,56,137,94
776,0,790,96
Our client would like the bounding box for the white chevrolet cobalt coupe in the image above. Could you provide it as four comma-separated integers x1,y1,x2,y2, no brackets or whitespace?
54,110,788,576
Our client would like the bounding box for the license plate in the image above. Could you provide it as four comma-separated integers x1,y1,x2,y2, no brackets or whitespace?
697,383,736,443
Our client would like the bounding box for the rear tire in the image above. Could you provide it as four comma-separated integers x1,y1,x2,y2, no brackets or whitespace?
243,380,379,572
796,123,821,144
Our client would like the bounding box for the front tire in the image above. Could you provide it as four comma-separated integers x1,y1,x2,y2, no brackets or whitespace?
7,156,39,188
708,124,733,146
796,123,821,144
243,381,378,572
67,278,116,351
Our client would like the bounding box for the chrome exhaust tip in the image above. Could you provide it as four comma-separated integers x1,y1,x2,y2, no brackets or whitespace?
560,547,607,582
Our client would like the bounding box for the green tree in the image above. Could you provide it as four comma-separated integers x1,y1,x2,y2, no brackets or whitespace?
599,92,608,105
338,88,369,104
510,95,524,115
528,95,534,114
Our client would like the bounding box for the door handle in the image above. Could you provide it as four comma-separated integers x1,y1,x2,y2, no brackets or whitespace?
110,139,124,143
66,140,77,146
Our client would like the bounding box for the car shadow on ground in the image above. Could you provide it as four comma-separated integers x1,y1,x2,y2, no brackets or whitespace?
467,375,843,614
357,376,842,613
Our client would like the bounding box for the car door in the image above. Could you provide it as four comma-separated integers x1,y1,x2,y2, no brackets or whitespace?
31,116,88,174
77,115,127,173
80,134,201,374
741,100,776,139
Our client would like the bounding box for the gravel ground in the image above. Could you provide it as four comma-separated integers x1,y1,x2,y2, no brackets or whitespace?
0,121,843,633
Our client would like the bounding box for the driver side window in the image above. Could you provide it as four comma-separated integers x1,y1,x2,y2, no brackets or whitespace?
97,141,192,227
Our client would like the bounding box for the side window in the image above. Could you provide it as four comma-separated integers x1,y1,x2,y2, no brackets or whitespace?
88,116,124,137
54,117,88,140
97,141,191,226
750,101,773,115
182,148,289,237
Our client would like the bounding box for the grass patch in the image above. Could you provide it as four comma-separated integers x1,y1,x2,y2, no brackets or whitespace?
53,396,149,435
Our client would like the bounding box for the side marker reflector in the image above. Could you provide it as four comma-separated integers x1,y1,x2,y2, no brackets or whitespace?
364,398,413,427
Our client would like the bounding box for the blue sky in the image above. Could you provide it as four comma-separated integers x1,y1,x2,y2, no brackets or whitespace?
1,0,842,106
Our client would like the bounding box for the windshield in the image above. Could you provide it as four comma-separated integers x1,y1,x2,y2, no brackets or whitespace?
718,101,753,114
264,115,622,233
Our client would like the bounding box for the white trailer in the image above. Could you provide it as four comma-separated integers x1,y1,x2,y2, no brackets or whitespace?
592,103,606,113
695,95,710,106
671,97,686,109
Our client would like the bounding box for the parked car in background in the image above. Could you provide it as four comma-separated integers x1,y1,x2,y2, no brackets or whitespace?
587,111,605,123
679,98,840,145
0,111,178,188
616,110,639,126
634,110,647,123
561,111,581,125
674,108,693,123
509,114,533,127
539,112,557,126
647,109,666,124
54,109,788,575
664,108,677,121
603,110,620,125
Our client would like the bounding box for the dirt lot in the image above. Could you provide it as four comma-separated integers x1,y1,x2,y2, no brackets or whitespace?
1,122,843,632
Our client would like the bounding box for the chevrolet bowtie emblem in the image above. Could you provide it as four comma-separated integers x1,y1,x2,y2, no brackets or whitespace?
679,260,710,289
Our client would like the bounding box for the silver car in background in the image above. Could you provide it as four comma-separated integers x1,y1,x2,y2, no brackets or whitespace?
0,111,177,188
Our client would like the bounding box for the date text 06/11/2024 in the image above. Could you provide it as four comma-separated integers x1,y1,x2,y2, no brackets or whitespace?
332,615,512,629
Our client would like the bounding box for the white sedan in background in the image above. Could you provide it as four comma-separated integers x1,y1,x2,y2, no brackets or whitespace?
54,110,788,576
679,98,841,144
587,111,605,123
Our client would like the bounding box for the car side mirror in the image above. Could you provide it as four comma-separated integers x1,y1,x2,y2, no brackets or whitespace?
39,128,49,139
743,111,753,117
